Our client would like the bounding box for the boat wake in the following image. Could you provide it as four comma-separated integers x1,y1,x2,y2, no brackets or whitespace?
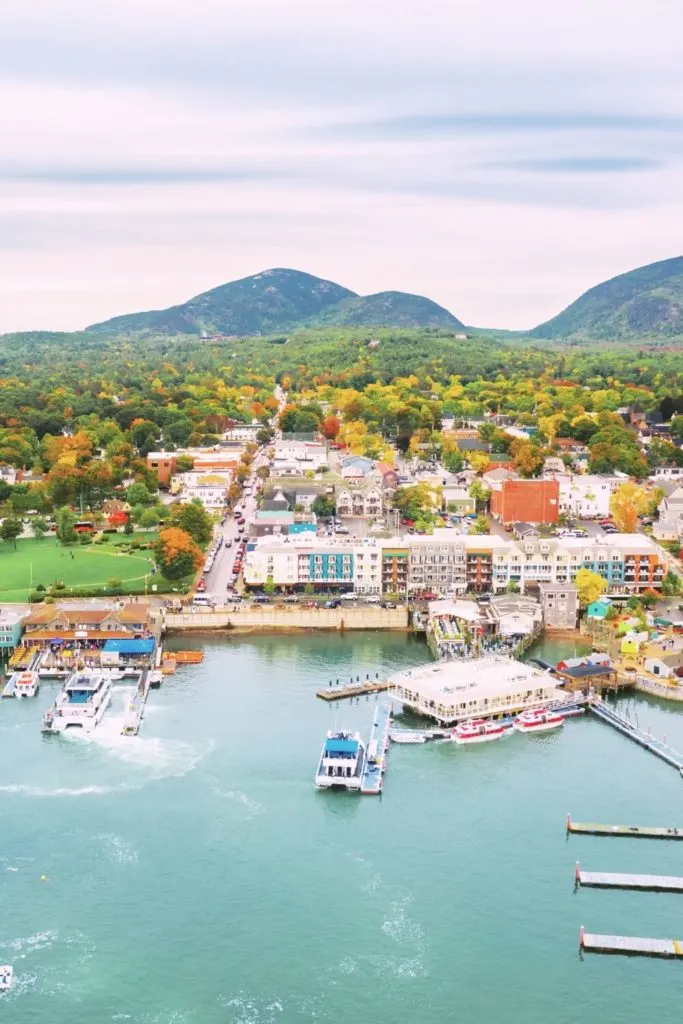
213,785,264,817
92,833,138,865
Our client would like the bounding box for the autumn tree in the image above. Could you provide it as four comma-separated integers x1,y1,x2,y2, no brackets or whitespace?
509,439,544,477
609,482,650,533
575,568,607,607
171,501,214,547
154,527,203,579
320,415,341,440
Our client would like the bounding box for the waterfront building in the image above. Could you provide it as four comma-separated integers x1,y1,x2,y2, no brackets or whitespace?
381,546,409,596
388,656,561,724
537,582,578,630
22,602,154,649
0,608,25,654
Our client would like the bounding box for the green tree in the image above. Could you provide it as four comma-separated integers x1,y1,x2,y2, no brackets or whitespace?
55,506,78,544
171,501,214,547
661,571,681,597
30,516,48,540
123,517,134,535
471,514,489,534
263,576,276,596
139,507,160,528
468,480,491,512
0,516,22,548
126,481,153,506
174,454,195,472
312,495,336,518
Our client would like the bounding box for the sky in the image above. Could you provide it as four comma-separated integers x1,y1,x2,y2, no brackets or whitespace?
1,0,682,333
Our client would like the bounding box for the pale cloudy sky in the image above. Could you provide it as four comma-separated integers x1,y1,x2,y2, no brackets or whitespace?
1,0,682,332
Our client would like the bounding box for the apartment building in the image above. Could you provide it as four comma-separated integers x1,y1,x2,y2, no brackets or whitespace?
552,474,614,519
243,532,667,596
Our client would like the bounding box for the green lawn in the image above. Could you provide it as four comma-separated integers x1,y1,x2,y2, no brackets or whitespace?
0,537,158,601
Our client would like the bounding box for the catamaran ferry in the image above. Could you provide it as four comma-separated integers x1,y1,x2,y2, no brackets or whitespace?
41,669,112,734
14,670,39,697
314,730,366,790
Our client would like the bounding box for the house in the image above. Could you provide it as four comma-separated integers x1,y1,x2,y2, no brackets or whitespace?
175,472,230,512
376,462,400,490
537,582,578,630
442,486,475,515
513,522,540,540
488,594,543,637
489,478,560,526
542,456,565,475
651,466,683,481
0,465,18,486
482,467,517,488
455,438,490,453
335,475,384,517
0,608,26,652
221,422,262,443
653,485,683,541
340,455,375,478
101,499,130,527
586,597,612,620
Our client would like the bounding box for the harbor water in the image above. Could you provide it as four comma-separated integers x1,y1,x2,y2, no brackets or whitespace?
2,632,683,1023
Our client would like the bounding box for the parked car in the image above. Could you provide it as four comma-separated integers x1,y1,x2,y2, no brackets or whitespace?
196,579,206,592
324,599,342,608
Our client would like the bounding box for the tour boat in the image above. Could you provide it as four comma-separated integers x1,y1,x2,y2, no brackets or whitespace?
41,669,112,734
314,730,366,790
452,719,506,744
14,670,39,697
514,708,564,734
0,965,13,991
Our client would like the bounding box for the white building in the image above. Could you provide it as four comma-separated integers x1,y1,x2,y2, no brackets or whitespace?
547,473,618,519
174,471,230,512
388,656,563,724
273,440,328,475
0,465,18,485
651,466,683,481
222,422,262,442
654,486,683,541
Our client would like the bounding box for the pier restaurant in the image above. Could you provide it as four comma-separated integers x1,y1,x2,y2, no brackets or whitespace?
388,656,561,725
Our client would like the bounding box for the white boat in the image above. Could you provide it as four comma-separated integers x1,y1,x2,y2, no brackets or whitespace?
14,670,39,697
453,719,506,744
41,669,112,734
0,965,12,990
514,708,564,734
314,730,366,790
390,730,427,744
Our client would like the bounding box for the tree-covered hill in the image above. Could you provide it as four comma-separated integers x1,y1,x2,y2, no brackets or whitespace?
530,255,683,341
306,291,464,329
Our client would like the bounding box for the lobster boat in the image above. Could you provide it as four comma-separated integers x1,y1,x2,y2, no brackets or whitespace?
453,719,506,745
514,708,564,734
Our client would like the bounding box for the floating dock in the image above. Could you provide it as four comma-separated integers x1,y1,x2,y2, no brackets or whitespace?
173,650,205,665
360,701,392,795
575,862,683,892
589,698,683,772
567,814,683,840
317,679,390,702
121,670,155,736
580,927,683,959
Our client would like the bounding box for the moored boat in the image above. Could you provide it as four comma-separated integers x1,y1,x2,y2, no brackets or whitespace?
14,670,39,697
41,669,112,734
314,730,366,790
453,719,506,744
514,708,564,734
0,965,13,990
390,730,427,744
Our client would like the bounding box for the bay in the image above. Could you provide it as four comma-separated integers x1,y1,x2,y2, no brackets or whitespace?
1,631,682,1022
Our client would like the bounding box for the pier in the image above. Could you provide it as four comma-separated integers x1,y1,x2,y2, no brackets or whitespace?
589,698,683,772
121,670,155,736
360,701,392,795
580,927,683,959
316,678,390,702
567,815,683,840
575,862,683,892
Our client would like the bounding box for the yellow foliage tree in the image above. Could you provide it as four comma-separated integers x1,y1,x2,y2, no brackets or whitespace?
609,482,650,533
575,568,607,607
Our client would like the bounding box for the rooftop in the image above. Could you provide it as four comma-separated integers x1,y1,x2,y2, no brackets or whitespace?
389,656,551,703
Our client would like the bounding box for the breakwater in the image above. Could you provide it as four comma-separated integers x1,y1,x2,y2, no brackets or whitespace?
164,605,409,632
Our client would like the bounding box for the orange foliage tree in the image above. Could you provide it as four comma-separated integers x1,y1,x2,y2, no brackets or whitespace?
154,527,203,580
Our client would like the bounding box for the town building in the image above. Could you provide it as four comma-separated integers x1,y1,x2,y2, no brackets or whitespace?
21,602,154,649
173,472,231,512
272,439,328,475
250,510,316,537
0,465,18,486
221,422,262,443
653,486,683,541
548,473,620,519
537,582,579,630
334,474,384,517
0,608,26,654
387,656,561,724
489,478,560,525
442,486,475,515
381,545,409,596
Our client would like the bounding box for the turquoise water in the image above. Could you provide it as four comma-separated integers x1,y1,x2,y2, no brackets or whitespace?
2,631,683,1022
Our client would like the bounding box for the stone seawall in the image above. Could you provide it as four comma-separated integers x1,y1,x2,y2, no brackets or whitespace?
164,606,409,632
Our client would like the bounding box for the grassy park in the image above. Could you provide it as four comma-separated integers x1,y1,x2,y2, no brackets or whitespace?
0,535,160,602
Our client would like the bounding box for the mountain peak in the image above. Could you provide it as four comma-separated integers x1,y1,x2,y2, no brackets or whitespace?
530,255,683,340
85,268,463,336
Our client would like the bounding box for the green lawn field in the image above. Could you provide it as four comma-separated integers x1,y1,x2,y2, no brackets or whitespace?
0,537,157,601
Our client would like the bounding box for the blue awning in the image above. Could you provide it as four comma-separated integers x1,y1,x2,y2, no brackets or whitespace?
102,638,156,654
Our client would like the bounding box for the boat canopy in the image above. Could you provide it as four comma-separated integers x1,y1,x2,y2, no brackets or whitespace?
102,638,155,654
324,738,358,755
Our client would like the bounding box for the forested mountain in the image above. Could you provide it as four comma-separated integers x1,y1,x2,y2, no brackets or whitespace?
86,269,464,336
530,255,683,340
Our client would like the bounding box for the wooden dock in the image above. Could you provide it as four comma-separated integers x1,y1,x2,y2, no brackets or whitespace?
589,698,683,772
316,680,389,702
581,927,683,959
575,862,683,892
360,701,392,795
121,670,152,736
567,814,683,840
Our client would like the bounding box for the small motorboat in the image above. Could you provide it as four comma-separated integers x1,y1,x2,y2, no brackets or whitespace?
0,965,13,990
15,671,39,697
453,719,505,745
514,709,564,734
390,730,427,744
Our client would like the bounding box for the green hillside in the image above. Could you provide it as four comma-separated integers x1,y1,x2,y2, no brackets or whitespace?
530,255,683,340
307,291,464,329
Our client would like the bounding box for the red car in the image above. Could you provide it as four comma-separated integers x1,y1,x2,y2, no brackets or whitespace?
196,579,206,592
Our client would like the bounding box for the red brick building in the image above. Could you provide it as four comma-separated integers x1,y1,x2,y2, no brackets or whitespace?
490,478,559,526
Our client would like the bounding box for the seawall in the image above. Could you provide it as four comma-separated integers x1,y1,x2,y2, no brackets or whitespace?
164,605,409,632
